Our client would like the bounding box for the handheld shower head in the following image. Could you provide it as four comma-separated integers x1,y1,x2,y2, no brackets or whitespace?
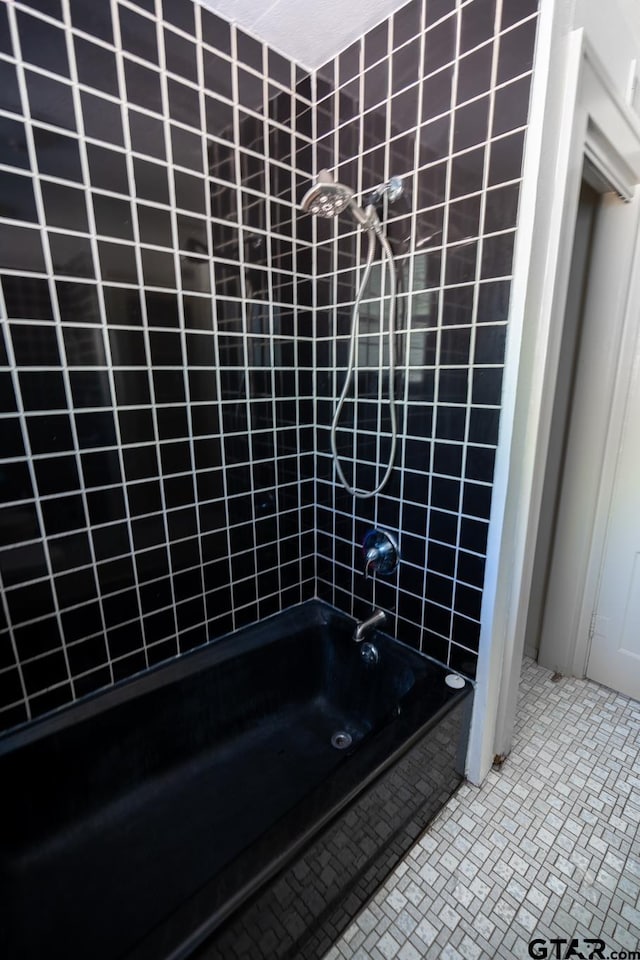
300,169,354,219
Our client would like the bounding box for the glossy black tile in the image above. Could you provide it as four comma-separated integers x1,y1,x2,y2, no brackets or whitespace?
63,326,106,366
13,616,63,662
1,172,38,223
481,231,514,279
457,44,493,105
87,144,129,195
201,9,231,55
488,130,525,185
424,14,456,72
92,194,134,242
81,449,122,489
0,461,33,504
0,418,25,458
70,370,112,408
32,127,83,182
0,60,21,114
0,117,30,170
168,78,201,127
237,68,263,113
133,157,170,204
161,0,194,34
141,248,176,289
0,3,13,54
17,10,70,77
69,0,113,42
92,521,131,562
202,50,232,103
493,75,531,137
109,329,147,367
80,90,125,147
123,444,159,482
460,0,496,53
172,126,203,171
19,370,66,411
0,224,45,273
74,36,119,96
28,413,74,454
124,58,163,114
35,455,80,496
98,241,139,284
450,145,485,198
41,178,89,234
11,324,60,366
498,19,537,83
0,503,41,547
22,648,67,699
129,109,166,161
393,0,421,47
477,279,511,323
55,565,98,608
41,493,86,535
136,204,173,248
502,1,538,30
454,95,489,152
25,70,76,130
119,408,155,444
119,6,158,64
103,286,143,326
49,233,95,279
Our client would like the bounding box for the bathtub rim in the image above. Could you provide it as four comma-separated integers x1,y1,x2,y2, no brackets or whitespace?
0,598,474,757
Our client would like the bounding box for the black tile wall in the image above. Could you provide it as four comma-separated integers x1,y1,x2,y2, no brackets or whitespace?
0,0,314,731
314,0,538,678
0,0,539,731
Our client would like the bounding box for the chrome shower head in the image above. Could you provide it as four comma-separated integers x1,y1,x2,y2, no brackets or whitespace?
300,169,354,219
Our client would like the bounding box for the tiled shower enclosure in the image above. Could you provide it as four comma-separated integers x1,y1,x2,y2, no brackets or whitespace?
0,0,538,732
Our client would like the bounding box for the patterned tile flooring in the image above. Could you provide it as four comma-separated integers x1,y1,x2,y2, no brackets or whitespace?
323,658,640,960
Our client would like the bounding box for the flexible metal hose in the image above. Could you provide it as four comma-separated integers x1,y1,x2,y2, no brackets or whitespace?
330,219,397,498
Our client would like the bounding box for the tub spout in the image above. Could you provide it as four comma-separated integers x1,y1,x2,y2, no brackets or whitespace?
353,609,386,643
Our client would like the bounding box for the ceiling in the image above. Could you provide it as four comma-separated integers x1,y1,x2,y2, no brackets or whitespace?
196,0,409,71
195,0,640,79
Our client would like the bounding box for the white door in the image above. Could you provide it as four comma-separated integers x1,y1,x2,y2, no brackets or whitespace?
537,187,640,681
587,321,640,699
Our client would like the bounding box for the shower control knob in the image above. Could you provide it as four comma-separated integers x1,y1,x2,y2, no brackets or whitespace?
362,529,399,578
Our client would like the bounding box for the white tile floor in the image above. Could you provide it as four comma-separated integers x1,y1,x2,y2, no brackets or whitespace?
323,658,640,960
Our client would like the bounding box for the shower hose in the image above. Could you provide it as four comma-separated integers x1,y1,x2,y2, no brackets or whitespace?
330,218,397,499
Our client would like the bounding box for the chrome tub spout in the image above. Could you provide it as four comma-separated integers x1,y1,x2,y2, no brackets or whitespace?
353,609,386,643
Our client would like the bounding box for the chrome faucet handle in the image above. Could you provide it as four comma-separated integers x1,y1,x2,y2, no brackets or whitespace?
364,549,378,579
362,529,399,578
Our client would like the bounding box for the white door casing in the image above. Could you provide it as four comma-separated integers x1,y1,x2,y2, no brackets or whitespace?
467,21,640,784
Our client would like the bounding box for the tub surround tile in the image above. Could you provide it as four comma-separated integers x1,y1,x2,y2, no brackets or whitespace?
0,0,313,729
315,1,537,673
0,0,538,731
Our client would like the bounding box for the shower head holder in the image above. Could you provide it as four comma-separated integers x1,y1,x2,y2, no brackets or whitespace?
363,176,404,208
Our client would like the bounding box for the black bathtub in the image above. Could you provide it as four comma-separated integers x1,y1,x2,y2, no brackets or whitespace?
0,600,472,960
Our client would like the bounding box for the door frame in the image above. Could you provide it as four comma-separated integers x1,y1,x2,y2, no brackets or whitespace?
466,21,640,783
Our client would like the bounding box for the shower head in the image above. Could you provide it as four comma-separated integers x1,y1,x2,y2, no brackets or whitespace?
300,169,354,219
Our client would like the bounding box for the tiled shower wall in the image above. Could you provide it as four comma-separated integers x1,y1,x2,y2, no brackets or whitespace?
0,0,315,731
0,0,540,732
313,0,538,677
